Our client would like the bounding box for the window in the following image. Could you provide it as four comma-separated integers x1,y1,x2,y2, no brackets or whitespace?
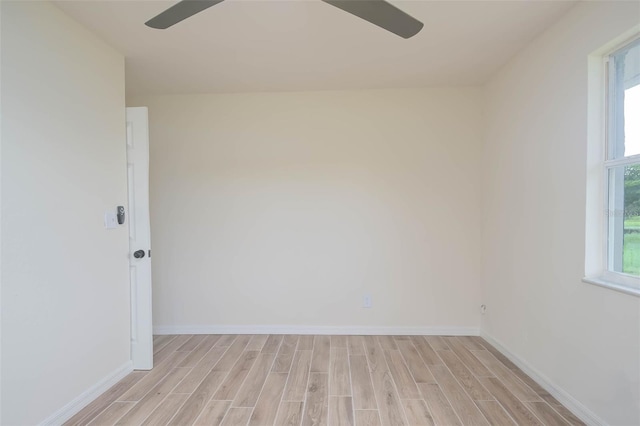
596,37,640,293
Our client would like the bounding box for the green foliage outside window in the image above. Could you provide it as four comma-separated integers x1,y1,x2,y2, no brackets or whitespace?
623,164,640,275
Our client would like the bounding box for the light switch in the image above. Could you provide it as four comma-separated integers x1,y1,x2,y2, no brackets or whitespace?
104,211,118,229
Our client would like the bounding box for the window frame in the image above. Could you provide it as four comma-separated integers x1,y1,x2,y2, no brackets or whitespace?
584,34,640,297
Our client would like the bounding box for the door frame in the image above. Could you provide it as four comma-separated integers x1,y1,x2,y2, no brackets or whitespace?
126,107,153,370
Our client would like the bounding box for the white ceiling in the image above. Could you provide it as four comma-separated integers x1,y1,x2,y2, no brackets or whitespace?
55,0,577,96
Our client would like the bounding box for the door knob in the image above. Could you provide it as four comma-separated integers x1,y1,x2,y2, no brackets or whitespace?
133,249,146,259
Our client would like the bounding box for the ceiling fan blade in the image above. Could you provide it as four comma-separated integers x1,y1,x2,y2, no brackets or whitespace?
321,0,423,39
145,0,225,29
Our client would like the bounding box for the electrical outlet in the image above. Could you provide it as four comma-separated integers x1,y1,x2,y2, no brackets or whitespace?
480,304,487,314
363,294,372,308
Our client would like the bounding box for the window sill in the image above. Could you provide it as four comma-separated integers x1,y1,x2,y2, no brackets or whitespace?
582,276,640,297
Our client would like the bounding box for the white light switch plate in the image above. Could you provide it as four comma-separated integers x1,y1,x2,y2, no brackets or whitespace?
104,211,118,229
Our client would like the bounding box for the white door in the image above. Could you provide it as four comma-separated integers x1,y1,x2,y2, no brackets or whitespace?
126,107,153,370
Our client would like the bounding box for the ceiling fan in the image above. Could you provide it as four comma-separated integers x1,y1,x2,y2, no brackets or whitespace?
145,0,424,39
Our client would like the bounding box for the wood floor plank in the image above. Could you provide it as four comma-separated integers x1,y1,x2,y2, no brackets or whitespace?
525,402,571,426
173,346,228,394
347,336,365,356
369,370,407,426
233,351,278,407
508,364,562,405
329,396,354,426
355,410,382,426
215,334,238,347
476,400,517,425
417,383,462,426
177,334,221,368
331,335,348,348
437,349,493,401
153,335,176,354
246,335,269,351
518,372,556,400
396,340,436,384
176,334,206,352
64,372,147,426
248,372,288,425
349,355,377,410
475,338,519,370
311,336,330,373
154,335,191,365
363,336,389,374
298,335,314,350
213,350,260,401
473,350,542,401
444,337,493,377
195,400,231,425
424,336,449,351
479,377,543,426
383,350,420,399
410,336,442,366
119,351,189,401
273,335,299,373
430,364,489,425
457,336,485,351
140,393,188,426
87,402,135,426
363,337,403,425
275,401,304,426
548,404,587,426
115,367,190,425
221,407,253,426
283,350,313,401
377,336,398,351
262,335,283,353
302,373,329,426
401,399,435,426
212,335,252,372
168,370,228,425
330,347,352,396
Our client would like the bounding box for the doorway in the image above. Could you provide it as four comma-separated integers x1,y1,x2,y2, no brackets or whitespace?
126,107,153,370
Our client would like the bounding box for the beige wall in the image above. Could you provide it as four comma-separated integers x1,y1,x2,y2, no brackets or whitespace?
129,89,484,332
482,1,640,424
1,2,129,424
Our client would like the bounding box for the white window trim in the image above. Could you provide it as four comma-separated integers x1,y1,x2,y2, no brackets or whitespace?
582,276,640,297
584,30,640,298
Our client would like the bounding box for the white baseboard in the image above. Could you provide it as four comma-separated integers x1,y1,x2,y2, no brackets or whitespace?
480,332,607,426
153,324,480,336
39,361,133,426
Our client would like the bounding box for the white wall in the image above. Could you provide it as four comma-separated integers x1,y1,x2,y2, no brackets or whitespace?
482,1,640,425
1,2,129,424
128,89,484,332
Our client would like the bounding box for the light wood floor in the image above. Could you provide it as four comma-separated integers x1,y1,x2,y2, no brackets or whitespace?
65,335,584,426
